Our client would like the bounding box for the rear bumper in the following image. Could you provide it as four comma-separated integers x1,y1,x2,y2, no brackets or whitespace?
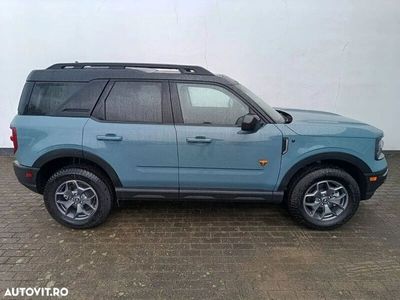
13,161,39,193
362,167,388,200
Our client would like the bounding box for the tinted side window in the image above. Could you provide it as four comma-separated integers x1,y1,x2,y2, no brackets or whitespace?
105,81,162,123
177,83,249,125
24,81,106,116
17,82,34,115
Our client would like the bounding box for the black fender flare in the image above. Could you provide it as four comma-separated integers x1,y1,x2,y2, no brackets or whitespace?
32,148,122,187
277,152,372,191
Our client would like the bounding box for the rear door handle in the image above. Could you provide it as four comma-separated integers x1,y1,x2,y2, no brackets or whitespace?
96,134,123,141
186,136,212,143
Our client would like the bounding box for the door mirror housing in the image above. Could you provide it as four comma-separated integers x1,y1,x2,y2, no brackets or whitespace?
241,114,261,132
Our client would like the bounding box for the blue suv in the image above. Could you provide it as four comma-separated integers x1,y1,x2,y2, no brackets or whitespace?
11,63,388,229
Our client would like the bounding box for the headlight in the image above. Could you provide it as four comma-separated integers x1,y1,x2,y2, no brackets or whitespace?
375,137,384,160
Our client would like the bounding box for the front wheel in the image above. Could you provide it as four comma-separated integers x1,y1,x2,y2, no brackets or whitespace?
287,167,360,230
43,167,113,229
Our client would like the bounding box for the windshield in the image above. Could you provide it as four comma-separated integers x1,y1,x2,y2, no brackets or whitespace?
235,83,285,123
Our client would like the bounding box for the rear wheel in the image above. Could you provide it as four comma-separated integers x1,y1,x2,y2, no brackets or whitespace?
43,167,113,229
287,167,360,230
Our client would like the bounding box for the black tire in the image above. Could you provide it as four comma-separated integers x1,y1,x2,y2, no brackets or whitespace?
43,166,113,229
287,166,360,230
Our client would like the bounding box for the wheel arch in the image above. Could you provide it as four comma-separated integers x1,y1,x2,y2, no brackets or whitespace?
33,149,122,193
278,152,371,199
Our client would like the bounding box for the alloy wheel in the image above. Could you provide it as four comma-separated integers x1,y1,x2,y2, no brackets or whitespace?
54,180,98,220
303,180,349,221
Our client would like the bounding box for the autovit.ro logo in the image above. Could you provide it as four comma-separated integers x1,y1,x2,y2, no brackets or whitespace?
4,287,68,297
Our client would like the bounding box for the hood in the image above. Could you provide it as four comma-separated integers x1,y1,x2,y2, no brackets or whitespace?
276,108,383,138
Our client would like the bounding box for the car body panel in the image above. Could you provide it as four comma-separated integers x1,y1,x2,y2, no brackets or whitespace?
82,118,179,189
175,123,283,191
278,108,383,138
10,115,86,167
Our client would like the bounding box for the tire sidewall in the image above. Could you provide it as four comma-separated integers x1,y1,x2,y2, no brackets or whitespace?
44,168,112,228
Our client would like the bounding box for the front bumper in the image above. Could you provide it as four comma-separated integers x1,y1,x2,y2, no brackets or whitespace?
13,161,39,193
362,167,388,200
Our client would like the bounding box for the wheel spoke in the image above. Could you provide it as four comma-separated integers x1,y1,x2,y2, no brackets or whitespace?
304,201,320,216
83,201,96,211
62,183,68,193
77,186,91,193
329,194,346,208
72,203,86,219
81,194,96,210
325,181,333,189
304,201,319,208
333,186,345,192
83,195,96,210
64,201,76,216
76,204,90,217
55,179,98,221
72,207,78,219
67,180,77,191
85,194,96,201
56,199,74,208
304,190,318,198
316,181,327,192
317,180,329,193
321,204,332,219
74,181,91,194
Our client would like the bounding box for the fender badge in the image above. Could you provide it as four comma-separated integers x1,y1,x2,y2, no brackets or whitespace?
259,159,268,167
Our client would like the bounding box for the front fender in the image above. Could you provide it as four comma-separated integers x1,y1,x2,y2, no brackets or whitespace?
277,149,372,191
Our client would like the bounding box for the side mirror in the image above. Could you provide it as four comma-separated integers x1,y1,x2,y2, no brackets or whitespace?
241,114,261,132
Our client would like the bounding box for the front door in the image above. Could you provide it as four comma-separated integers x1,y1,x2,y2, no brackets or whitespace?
171,82,283,198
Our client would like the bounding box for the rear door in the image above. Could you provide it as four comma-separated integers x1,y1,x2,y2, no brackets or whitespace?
83,80,179,198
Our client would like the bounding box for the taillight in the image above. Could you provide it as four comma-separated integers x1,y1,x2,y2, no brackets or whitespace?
10,127,18,153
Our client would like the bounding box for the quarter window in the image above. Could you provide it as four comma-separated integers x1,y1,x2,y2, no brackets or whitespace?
105,81,162,123
176,83,249,126
24,81,106,116
26,82,81,115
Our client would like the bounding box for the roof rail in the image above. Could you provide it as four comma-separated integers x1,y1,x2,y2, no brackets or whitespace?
47,62,213,75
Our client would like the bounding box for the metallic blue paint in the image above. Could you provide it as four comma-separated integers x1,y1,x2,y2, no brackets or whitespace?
274,108,387,183
82,119,179,189
278,108,383,138
10,115,87,167
11,107,388,195
175,124,283,190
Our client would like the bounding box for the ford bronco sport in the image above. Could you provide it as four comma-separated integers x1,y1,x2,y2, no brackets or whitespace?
11,63,388,229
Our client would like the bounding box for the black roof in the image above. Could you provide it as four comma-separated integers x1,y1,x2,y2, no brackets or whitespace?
27,62,235,85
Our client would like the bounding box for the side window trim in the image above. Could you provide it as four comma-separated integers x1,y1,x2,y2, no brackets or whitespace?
91,79,173,124
169,81,184,124
170,80,262,127
89,79,110,116
91,80,114,120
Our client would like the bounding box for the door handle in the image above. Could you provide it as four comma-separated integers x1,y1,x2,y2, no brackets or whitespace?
186,136,212,143
96,134,123,141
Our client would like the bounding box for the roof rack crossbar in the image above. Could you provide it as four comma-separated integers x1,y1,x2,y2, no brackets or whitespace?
47,63,213,75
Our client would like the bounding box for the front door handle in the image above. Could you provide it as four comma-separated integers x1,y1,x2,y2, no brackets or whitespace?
96,134,123,141
186,136,212,143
